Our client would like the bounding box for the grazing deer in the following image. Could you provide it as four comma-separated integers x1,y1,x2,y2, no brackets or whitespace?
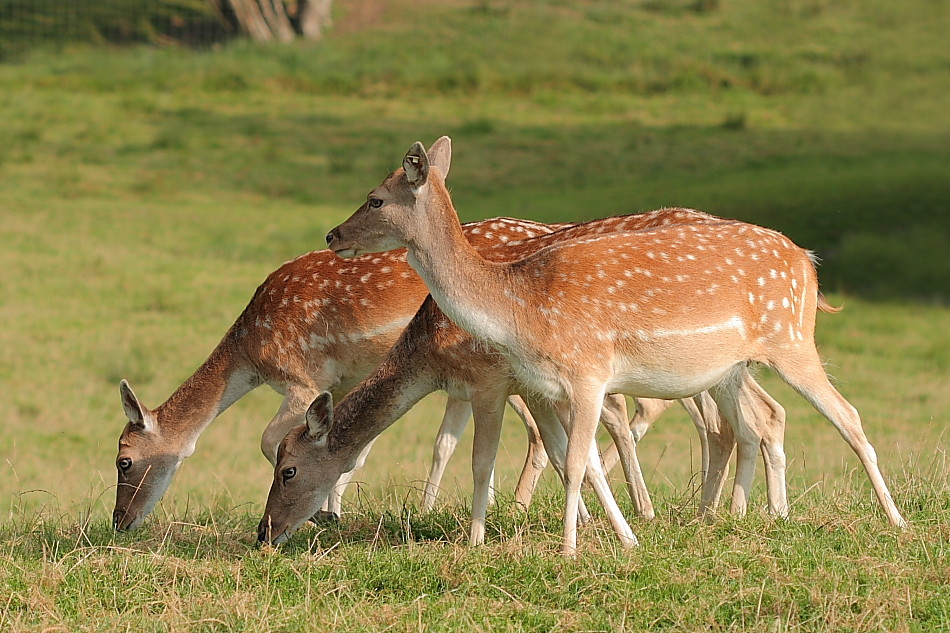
323,137,905,555
258,296,642,546
257,208,790,547
113,217,565,531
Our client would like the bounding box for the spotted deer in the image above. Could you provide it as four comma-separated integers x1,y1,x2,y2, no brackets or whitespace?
112,209,718,533
421,207,791,519
258,296,640,546
258,208,790,547
323,137,905,555
113,216,566,531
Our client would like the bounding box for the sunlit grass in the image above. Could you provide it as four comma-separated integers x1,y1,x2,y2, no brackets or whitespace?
0,0,948,629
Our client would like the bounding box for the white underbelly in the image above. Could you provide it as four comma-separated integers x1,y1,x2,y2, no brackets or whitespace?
608,359,740,400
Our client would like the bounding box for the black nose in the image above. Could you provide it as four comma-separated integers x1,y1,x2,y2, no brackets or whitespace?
309,510,340,524
257,518,270,544
326,229,337,246
113,509,124,531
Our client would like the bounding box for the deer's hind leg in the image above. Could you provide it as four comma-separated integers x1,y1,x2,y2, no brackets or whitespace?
709,367,767,518
741,373,789,518
769,347,905,527
507,395,550,510
598,394,655,520
695,392,735,517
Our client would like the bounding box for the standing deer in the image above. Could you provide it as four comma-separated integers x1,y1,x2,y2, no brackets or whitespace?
113,217,564,530
258,209,790,547
323,137,905,555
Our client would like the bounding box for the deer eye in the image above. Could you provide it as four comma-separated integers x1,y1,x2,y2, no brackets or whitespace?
282,467,297,482
368,197,383,209
118,458,133,472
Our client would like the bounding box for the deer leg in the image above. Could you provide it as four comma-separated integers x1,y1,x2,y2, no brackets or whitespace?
710,373,763,517
506,395,550,510
598,394,655,520
323,437,377,516
581,428,640,549
714,369,790,518
468,392,507,546
562,388,638,556
741,374,789,518
694,393,734,517
600,398,675,473
260,387,319,465
771,349,905,527
677,396,711,480
524,397,592,524
422,397,473,511
261,386,350,521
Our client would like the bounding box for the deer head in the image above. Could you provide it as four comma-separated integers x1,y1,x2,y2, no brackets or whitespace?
113,380,190,530
326,137,453,258
257,392,354,545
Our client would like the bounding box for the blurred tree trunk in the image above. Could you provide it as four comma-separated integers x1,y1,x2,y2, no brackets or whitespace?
225,0,330,42
259,0,296,42
297,0,332,40
228,0,274,41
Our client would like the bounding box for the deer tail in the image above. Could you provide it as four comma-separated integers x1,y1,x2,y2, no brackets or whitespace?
817,292,843,314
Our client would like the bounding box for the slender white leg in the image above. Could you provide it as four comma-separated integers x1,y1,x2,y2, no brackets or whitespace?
697,393,734,517
600,398,675,473
678,396,711,481
741,374,789,517
259,387,319,465
507,395,550,509
562,387,637,556
598,395,655,519
326,437,377,515
525,397,591,523
710,372,762,517
422,398,473,511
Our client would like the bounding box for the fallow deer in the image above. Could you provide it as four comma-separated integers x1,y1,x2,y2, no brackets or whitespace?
113,217,565,531
257,208,790,547
418,207,788,517
323,137,905,555
113,210,705,533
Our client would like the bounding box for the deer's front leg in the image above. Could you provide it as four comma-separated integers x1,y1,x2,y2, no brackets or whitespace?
469,392,507,546
423,398,473,511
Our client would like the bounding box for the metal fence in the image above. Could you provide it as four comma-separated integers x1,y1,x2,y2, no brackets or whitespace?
0,0,238,58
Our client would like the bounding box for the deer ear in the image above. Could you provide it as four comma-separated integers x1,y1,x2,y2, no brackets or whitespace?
305,392,334,447
426,136,452,179
403,141,429,190
119,379,156,433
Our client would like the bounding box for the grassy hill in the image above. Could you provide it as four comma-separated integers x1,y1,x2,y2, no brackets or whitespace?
3,0,948,299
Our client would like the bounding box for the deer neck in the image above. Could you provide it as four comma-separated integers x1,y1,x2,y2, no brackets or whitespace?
329,325,440,462
403,187,512,348
153,338,258,451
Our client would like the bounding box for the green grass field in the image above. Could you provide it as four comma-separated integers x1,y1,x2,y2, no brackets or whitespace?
1,0,948,630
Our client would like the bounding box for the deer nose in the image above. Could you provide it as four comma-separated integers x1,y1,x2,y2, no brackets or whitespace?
257,518,272,544
326,229,338,246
